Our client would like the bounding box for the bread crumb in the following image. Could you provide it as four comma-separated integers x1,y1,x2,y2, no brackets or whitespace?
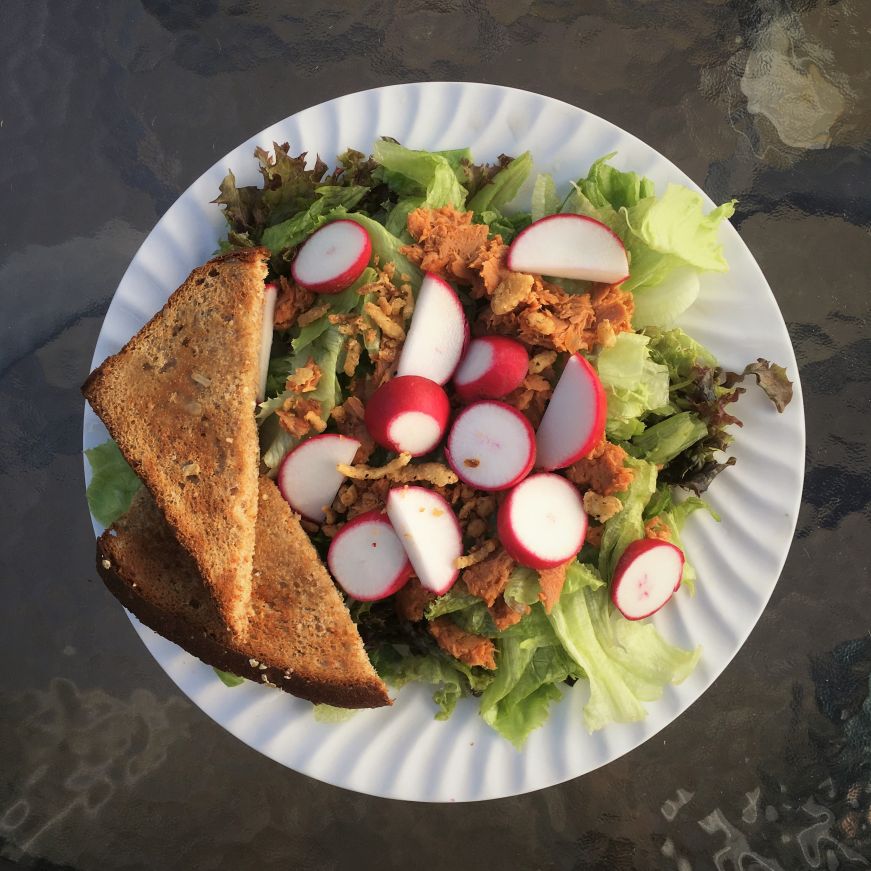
181,461,200,477
101,558,111,570
249,658,260,667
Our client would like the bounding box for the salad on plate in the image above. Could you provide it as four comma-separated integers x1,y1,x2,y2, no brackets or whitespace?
87,138,792,747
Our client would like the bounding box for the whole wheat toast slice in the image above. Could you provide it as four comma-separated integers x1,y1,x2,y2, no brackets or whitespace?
83,248,268,637
97,477,391,708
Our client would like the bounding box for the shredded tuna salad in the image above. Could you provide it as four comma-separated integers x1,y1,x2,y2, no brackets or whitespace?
87,139,793,746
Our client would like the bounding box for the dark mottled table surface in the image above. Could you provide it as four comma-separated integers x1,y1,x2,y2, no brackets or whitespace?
2,1,869,868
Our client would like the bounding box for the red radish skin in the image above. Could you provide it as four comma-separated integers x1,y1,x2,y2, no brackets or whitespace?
445,401,536,491
386,486,463,595
396,273,469,385
327,510,412,601
497,473,587,569
536,354,607,471
507,214,629,284
276,434,361,522
256,282,277,403
291,219,372,294
453,336,529,402
611,539,685,620
364,376,450,457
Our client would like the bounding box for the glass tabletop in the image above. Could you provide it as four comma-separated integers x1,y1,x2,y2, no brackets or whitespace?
2,1,869,867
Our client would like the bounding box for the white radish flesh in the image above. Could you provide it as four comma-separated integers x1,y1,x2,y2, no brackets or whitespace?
386,486,463,594
327,510,412,601
611,539,684,620
291,219,372,294
445,401,535,491
256,282,278,403
396,273,469,384
497,473,587,569
453,335,529,402
506,214,629,284
536,354,607,470
276,434,361,522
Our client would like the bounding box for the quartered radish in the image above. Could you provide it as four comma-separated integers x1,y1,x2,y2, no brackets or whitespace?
327,510,412,601
497,473,587,569
396,273,469,384
386,486,462,594
536,353,607,470
291,219,372,294
452,335,529,402
364,375,450,456
276,434,361,522
445,401,536,491
506,214,629,284
256,282,277,402
611,539,685,620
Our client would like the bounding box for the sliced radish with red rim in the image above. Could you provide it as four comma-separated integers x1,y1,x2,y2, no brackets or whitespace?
327,510,412,601
276,433,361,522
291,219,372,294
497,473,587,569
610,539,685,620
396,273,469,385
506,214,629,284
256,282,277,403
386,486,462,594
453,335,529,402
364,375,450,456
445,400,535,491
536,353,607,470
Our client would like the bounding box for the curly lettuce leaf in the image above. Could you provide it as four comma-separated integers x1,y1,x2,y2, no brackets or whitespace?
726,359,794,412
260,185,369,255
531,173,560,222
369,644,492,720
85,440,143,526
562,154,735,322
547,565,700,732
373,140,467,210
214,143,331,239
595,333,670,440
467,151,533,214
598,457,657,581
631,268,700,330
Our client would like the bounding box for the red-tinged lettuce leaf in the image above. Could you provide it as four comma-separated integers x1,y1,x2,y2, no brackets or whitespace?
214,142,332,241
725,358,794,413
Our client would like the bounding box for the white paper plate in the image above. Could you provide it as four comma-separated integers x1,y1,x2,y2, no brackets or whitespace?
82,82,804,802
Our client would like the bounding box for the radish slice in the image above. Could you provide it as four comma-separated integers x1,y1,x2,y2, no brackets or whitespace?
364,375,450,456
256,282,278,402
536,354,607,470
396,273,469,385
386,486,462,594
445,401,536,491
327,510,412,601
291,219,372,294
611,539,685,620
453,335,529,402
497,473,587,569
276,434,361,522
506,214,629,284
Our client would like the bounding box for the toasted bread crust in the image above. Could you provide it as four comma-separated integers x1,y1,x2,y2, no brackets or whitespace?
97,480,390,709
83,248,268,636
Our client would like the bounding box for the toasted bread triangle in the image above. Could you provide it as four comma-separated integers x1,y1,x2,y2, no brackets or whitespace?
97,478,390,708
84,248,268,637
